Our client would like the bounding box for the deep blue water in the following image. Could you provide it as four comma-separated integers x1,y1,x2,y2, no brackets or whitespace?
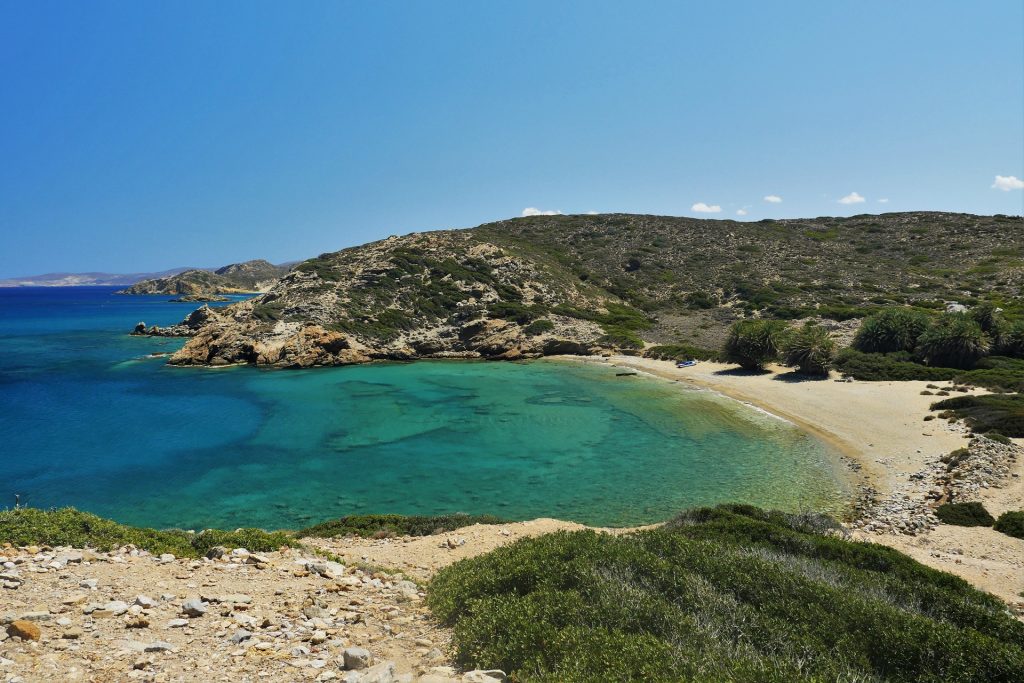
0,287,848,530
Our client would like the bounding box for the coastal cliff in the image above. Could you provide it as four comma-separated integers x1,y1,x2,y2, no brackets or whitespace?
146,212,1022,368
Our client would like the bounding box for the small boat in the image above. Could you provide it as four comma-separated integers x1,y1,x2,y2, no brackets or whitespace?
676,360,698,368
615,372,638,377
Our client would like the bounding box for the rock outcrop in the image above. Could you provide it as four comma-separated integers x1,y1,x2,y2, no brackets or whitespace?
130,305,220,338
155,232,613,368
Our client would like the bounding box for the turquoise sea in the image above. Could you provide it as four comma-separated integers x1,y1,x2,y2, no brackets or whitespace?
0,287,849,530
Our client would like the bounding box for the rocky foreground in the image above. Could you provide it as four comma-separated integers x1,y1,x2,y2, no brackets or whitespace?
0,539,510,683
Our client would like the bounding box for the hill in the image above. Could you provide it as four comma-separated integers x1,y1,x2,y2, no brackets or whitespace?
158,212,1023,367
118,260,291,296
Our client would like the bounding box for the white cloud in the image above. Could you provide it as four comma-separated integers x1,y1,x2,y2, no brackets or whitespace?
992,175,1024,191
585,210,599,215
838,192,866,204
763,195,782,203
522,207,562,216
691,202,722,213
736,209,748,216
877,198,889,204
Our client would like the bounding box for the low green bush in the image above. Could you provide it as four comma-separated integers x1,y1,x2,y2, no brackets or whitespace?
296,513,504,539
994,511,1024,540
428,504,1024,682
643,344,721,362
935,502,995,527
834,351,1024,392
523,319,555,336
0,508,293,557
931,394,1024,437
598,329,644,350
835,349,958,381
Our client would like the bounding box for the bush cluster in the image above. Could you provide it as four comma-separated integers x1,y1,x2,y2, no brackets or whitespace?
852,308,931,354
643,344,721,362
0,508,293,557
931,394,1024,437
994,511,1024,539
934,502,996,527
722,319,789,371
428,504,1024,682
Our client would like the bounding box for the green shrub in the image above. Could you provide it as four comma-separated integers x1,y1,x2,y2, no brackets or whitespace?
916,313,989,369
983,432,1012,445
834,349,958,381
935,502,995,527
644,344,721,362
428,504,1024,682
722,319,789,371
684,290,717,309
931,394,1024,437
523,319,555,336
971,302,1001,335
489,301,545,324
782,324,835,375
994,511,1024,539
0,508,293,557
940,447,971,470
995,319,1024,359
852,308,931,353
598,329,644,350
296,513,504,539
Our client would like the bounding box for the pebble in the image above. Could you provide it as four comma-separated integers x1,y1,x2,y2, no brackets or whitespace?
343,646,373,670
134,595,158,609
6,620,41,641
229,629,253,644
104,600,130,616
181,599,208,617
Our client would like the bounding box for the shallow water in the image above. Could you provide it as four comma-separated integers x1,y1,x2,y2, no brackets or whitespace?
0,287,848,529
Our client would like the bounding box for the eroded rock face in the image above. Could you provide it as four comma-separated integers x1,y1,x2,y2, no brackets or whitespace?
157,231,612,368
130,305,221,338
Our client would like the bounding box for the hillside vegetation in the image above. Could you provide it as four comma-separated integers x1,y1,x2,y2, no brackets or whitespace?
158,212,1023,367
428,504,1024,682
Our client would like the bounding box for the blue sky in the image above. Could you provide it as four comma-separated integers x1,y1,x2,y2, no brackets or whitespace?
1,1,1022,276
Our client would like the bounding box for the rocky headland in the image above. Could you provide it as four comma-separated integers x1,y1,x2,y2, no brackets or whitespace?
118,260,292,297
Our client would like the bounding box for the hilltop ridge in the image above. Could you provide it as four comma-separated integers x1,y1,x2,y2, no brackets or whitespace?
118,260,292,296
148,212,1022,367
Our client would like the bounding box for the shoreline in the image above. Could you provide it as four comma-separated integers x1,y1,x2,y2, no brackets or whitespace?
549,354,1023,611
554,354,974,499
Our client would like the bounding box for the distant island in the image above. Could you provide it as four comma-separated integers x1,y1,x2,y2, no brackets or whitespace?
0,267,202,288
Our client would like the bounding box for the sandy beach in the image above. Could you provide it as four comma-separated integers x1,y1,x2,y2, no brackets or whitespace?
555,354,1024,610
